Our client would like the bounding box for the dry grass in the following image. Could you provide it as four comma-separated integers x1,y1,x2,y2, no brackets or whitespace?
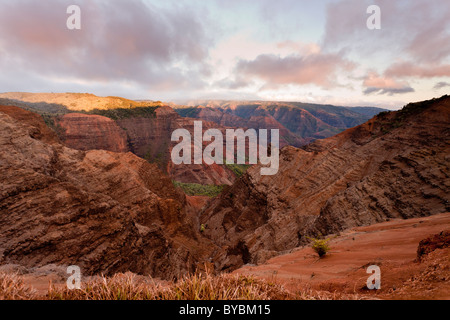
0,272,36,300
46,272,293,300
0,271,364,300
291,285,363,300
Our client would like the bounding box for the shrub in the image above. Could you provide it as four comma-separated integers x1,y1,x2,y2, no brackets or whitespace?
307,235,331,258
376,111,391,118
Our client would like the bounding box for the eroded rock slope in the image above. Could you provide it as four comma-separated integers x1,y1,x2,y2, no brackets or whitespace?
201,96,450,271
0,105,218,279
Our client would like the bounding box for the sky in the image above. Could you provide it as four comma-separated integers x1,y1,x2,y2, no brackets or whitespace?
0,0,449,109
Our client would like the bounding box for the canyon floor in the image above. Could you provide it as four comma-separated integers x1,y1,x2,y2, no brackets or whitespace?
233,212,450,300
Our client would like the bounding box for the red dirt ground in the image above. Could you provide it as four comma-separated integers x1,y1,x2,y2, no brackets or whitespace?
234,213,450,300
186,195,211,210
12,213,450,300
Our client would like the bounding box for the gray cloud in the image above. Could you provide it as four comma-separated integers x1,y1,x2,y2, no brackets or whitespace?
433,81,450,90
214,77,252,90
364,86,415,95
0,0,212,91
323,0,450,64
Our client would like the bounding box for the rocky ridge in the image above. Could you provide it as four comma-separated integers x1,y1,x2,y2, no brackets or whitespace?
200,96,450,271
0,105,219,279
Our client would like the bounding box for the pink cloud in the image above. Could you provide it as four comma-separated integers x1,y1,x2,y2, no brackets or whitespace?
363,71,414,95
385,62,450,78
0,0,212,90
235,52,355,88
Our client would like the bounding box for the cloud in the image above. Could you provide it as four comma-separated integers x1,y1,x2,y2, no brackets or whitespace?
276,41,321,55
323,0,450,64
234,51,355,89
385,62,450,78
215,77,252,90
433,81,450,90
0,0,212,91
364,87,415,95
404,5,450,64
363,71,414,95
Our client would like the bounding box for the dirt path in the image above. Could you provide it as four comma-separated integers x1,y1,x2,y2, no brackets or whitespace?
234,213,450,300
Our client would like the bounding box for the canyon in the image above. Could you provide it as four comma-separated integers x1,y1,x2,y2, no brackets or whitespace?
0,93,448,291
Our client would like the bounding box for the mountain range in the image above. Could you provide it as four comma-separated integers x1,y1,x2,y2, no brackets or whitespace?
0,92,386,187
172,100,385,147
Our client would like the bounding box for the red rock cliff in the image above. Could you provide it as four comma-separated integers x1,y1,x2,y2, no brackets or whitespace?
0,106,221,278
57,113,129,153
53,107,237,186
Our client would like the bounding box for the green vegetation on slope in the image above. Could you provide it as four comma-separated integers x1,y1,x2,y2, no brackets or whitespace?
173,181,225,197
83,106,158,120
225,163,251,177
173,107,201,118
143,143,169,170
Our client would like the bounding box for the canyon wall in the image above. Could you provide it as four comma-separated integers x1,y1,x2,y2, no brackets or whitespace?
0,105,220,279
200,96,450,271
57,113,129,153
54,106,237,186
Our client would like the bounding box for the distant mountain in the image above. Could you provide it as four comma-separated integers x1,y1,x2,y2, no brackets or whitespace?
0,93,237,186
200,95,450,271
0,92,388,188
345,106,390,117
0,92,163,112
173,101,388,147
